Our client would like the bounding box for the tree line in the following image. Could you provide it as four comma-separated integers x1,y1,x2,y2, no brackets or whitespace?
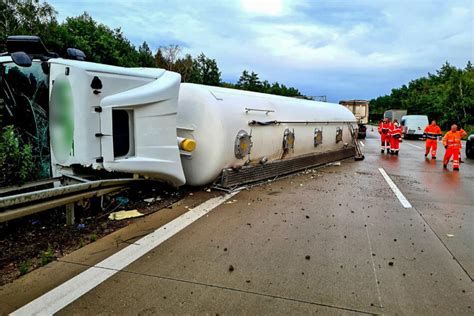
369,62,474,132
0,0,305,98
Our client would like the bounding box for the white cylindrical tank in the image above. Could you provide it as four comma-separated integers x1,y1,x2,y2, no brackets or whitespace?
176,83,356,186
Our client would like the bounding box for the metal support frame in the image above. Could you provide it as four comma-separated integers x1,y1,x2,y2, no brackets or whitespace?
65,203,75,225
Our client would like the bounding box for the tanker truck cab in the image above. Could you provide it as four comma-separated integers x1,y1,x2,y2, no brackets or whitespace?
1,36,187,186
401,115,428,139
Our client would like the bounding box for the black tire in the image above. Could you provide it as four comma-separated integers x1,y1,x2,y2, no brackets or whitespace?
466,141,474,159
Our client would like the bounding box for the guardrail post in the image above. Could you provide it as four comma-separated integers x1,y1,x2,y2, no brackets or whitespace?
66,203,75,225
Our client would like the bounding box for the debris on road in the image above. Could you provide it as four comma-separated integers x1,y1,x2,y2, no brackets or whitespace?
143,197,162,203
115,196,129,206
108,210,144,221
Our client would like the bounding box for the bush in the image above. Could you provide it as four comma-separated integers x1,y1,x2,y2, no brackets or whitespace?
40,246,54,266
0,125,34,185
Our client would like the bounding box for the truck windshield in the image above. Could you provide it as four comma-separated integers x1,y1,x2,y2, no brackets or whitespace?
0,61,51,178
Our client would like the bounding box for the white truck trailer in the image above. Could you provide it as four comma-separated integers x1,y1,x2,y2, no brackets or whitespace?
339,100,369,139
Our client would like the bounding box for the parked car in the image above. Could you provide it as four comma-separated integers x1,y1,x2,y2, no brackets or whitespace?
400,115,429,139
466,134,474,159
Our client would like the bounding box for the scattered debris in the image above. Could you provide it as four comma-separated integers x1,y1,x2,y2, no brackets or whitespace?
115,196,129,206
108,210,144,221
143,197,162,203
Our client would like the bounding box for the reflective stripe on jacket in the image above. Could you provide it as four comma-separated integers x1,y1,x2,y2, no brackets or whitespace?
423,125,442,139
442,129,465,148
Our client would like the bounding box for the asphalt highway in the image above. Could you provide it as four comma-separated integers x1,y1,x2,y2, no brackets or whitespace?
2,128,473,315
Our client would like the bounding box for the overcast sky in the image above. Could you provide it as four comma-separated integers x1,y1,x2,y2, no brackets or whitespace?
49,0,473,102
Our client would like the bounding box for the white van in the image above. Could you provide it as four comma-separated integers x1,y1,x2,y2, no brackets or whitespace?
400,115,429,139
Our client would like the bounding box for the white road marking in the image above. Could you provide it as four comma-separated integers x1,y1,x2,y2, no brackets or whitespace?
378,168,412,208
404,141,423,149
361,207,383,309
12,191,240,316
359,141,365,147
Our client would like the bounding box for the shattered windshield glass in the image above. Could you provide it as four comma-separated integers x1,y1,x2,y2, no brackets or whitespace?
0,61,51,178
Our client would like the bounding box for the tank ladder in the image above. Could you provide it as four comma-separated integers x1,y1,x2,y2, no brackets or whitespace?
347,123,365,161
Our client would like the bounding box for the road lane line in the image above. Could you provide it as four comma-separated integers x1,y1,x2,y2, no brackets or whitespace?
359,141,365,147
378,168,412,208
404,141,423,149
12,191,240,316
361,208,383,309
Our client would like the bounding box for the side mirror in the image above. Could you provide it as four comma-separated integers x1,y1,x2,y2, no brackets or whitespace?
10,51,32,67
67,48,86,61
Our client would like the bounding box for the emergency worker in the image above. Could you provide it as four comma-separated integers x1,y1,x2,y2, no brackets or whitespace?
423,120,442,159
389,120,402,155
378,117,391,153
442,124,467,171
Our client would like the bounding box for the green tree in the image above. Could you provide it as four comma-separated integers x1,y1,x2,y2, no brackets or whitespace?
369,61,473,132
138,41,154,67
189,53,221,86
0,0,58,51
237,70,262,92
49,13,140,66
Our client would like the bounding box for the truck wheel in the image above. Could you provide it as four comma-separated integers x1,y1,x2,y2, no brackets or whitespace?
466,141,474,159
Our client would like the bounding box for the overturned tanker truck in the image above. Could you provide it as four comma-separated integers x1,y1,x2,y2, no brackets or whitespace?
1,36,363,188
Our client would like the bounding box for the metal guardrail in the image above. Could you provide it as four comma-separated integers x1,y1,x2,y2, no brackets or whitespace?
0,177,61,195
0,178,140,224
0,178,137,209
0,186,124,223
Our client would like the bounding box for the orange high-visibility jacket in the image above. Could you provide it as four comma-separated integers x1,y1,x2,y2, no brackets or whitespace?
442,129,466,148
390,125,402,138
423,125,442,139
378,122,391,134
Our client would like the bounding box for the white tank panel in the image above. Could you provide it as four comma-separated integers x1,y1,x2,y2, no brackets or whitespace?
177,83,356,186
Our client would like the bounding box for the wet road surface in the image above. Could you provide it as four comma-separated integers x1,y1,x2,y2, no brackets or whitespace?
2,128,473,315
